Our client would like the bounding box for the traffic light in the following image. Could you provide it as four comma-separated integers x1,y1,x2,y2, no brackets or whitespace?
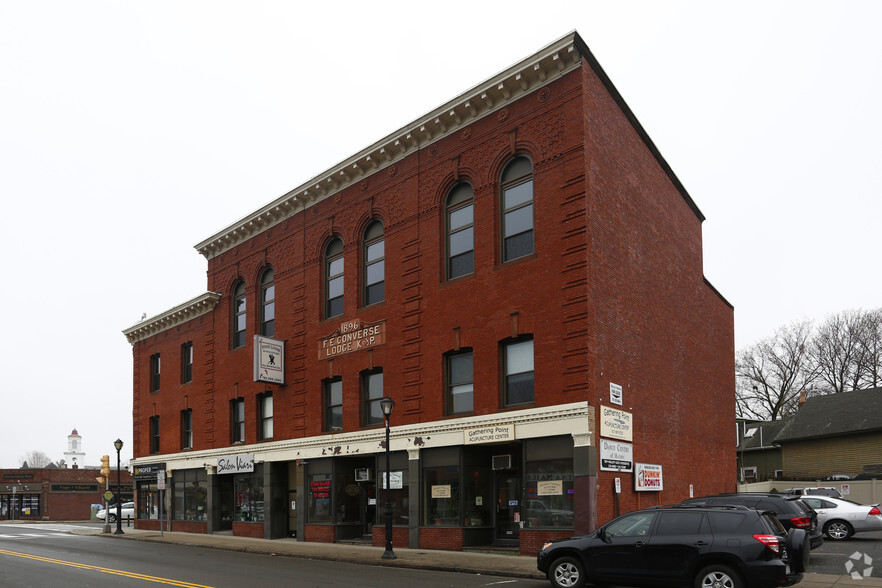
100,455,110,477
96,476,105,485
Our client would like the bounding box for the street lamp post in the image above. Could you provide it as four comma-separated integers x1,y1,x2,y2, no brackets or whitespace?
113,439,124,535
379,397,396,560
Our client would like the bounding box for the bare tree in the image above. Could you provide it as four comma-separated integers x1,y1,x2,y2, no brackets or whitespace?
736,320,818,420
811,310,867,393
856,308,882,388
18,450,53,468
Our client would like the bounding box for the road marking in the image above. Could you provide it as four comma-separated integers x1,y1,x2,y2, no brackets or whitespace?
0,549,215,587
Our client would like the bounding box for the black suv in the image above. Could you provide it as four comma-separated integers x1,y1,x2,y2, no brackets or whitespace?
537,504,807,588
679,493,823,550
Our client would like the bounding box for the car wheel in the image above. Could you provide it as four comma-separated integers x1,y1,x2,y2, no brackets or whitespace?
548,556,585,588
823,520,853,541
108,513,117,523
694,564,742,588
786,528,810,574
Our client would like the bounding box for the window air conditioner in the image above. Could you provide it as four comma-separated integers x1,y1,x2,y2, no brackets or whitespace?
492,455,512,470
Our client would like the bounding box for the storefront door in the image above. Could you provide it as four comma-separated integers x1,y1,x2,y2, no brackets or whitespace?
360,480,376,537
494,473,521,544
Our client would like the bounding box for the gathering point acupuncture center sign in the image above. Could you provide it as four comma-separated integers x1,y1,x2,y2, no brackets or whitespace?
599,405,632,441
254,335,284,384
318,319,385,360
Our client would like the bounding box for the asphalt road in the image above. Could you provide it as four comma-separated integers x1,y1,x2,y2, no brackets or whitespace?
0,523,547,588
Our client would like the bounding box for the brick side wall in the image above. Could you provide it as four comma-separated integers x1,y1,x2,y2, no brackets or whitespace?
581,59,736,523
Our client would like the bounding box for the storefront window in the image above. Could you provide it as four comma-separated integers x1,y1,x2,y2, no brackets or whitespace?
137,482,161,520
234,474,264,522
172,469,207,521
376,451,408,525
423,466,459,525
1,494,39,518
525,437,574,528
308,472,332,523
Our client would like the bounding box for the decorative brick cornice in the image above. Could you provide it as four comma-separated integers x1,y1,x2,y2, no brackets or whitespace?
122,291,221,344
194,32,584,260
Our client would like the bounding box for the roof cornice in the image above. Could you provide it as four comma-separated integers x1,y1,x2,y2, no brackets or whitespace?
122,291,221,344
194,32,584,260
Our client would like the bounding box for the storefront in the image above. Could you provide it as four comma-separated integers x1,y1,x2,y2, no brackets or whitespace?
132,402,593,551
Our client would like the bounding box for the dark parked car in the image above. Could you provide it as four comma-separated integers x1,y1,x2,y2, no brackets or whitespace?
537,504,807,588
679,493,823,549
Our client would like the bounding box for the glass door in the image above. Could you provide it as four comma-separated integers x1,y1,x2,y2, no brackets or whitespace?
494,473,521,543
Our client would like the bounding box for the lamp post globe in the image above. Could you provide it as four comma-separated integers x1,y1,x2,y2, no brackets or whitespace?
113,439,124,535
379,397,396,560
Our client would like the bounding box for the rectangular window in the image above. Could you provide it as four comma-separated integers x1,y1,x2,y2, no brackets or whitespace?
150,354,161,393
362,370,384,427
172,468,207,521
423,465,460,525
181,342,193,384
503,338,534,406
234,473,265,522
259,393,273,441
446,351,474,414
181,409,193,450
324,378,343,431
307,471,332,523
231,398,245,444
149,416,160,454
525,437,573,529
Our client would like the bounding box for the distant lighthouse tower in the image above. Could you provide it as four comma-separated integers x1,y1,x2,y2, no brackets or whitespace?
63,428,86,469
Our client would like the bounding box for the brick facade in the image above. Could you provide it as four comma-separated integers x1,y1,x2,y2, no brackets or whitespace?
124,32,734,551
1,467,133,521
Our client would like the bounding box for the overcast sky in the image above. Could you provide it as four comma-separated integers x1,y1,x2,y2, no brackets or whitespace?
1,1,879,469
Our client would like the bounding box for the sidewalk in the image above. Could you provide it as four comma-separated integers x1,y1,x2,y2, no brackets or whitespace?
39,523,882,586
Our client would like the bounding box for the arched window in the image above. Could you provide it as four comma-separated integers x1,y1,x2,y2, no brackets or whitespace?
325,238,344,318
232,280,246,348
260,267,275,337
363,220,385,306
501,156,534,261
445,183,474,279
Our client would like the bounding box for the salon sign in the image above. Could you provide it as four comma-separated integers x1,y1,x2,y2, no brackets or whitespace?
217,453,254,474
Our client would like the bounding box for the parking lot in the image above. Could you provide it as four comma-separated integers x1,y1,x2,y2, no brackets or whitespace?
809,529,881,578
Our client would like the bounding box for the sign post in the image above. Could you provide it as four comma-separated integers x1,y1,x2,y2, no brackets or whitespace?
157,470,166,537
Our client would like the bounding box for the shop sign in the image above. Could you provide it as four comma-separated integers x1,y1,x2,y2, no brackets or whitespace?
4,473,34,481
599,438,633,472
610,382,623,405
50,483,99,492
431,485,451,498
217,453,254,474
253,335,284,384
310,480,330,498
318,319,385,359
600,405,632,441
635,463,663,491
537,480,563,496
464,424,514,445
380,471,404,490
132,463,166,480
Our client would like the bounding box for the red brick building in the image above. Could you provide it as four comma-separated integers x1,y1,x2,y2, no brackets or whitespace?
123,31,734,553
1,467,133,521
